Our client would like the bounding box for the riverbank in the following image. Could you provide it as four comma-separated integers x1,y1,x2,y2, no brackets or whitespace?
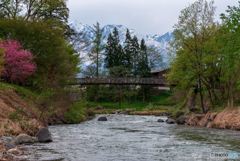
86,92,174,117
184,108,240,130
91,104,240,131
91,107,170,116
0,84,44,160
0,82,89,160
0,87,43,136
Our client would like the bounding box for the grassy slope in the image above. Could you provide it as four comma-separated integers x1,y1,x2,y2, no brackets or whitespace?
0,82,38,99
0,82,43,136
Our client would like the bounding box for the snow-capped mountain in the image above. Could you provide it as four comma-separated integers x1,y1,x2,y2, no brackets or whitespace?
70,22,173,71
145,32,173,65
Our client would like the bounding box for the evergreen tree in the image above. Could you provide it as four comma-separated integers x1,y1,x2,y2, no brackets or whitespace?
112,27,124,67
105,27,124,76
131,36,140,76
135,39,151,101
90,22,103,77
123,29,133,71
138,39,150,77
105,33,114,69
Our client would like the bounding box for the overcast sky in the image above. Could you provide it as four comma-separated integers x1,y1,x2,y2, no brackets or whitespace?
67,0,238,35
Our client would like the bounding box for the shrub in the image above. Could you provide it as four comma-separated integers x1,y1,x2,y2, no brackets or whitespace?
0,48,4,75
64,101,87,124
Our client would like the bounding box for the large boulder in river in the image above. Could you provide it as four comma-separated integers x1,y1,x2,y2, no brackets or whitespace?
36,128,52,143
157,119,164,123
166,118,176,124
98,116,107,121
13,134,37,145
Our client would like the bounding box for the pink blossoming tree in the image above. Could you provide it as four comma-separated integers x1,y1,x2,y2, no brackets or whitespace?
0,40,36,83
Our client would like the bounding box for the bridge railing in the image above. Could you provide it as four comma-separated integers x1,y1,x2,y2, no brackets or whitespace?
72,77,167,86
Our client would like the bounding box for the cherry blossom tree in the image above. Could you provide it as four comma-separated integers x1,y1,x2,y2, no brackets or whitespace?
0,40,36,83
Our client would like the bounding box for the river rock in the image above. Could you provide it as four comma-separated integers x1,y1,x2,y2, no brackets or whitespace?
13,134,37,145
166,118,176,124
0,136,15,150
4,142,16,150
36,128,52,143
157,119,165,123
0,136,14,143
115,110,121,114
98,116,107,121
176,116,187,125
95,106,104,110
7,147,23,156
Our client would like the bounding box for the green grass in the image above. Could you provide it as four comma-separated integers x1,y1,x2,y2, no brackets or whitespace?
8,107,28,122
64,101,87,124
0,82,57,104
149,91,176,106
0,82,38,99
87,91,176,112
87,101,148,110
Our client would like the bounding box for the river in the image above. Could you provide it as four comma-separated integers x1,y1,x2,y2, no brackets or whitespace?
24,115,240,161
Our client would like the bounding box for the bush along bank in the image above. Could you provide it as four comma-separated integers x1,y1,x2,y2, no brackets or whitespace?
63,101,95,124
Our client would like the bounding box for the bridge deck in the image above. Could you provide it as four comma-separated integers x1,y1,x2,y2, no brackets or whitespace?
73,77,167,86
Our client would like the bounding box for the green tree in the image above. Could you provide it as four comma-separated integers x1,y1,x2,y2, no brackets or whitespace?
90,22,103,77
138,39,151,101
131,36,140,76
168,0,216,113
137,39,150,77
0,19,79,89
0,0,69,23
123,29,133,72
219,1,240,107
105,27,125,76
0,0,70,37
105,33,114,69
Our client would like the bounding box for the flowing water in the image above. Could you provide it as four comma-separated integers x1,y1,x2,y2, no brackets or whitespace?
24,115,240,161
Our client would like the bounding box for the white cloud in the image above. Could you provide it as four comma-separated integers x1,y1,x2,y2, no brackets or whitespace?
67,0,238,35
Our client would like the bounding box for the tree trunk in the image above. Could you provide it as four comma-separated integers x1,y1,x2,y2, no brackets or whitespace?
118,85,122,108
198,75,205,113
187,88,197,112
227,80,234,108
96,51,99,78
206,87,214,110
